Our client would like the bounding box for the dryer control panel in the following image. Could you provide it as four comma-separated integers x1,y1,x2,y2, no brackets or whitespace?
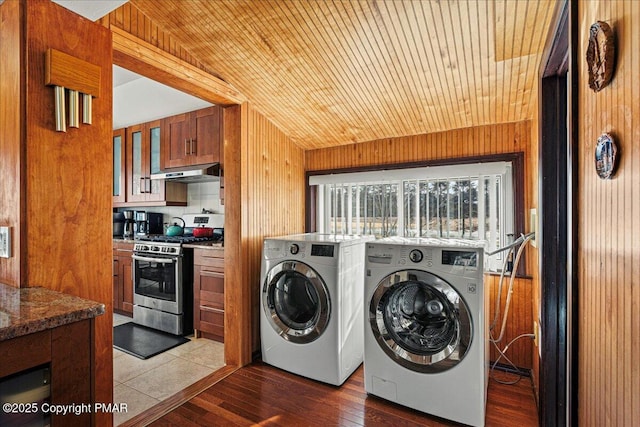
366,241,483,277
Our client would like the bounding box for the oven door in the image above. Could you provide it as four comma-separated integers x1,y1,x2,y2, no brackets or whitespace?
132,253,182,314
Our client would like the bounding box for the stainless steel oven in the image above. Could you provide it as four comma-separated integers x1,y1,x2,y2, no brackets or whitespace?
131,214,223,335
132,241,193,335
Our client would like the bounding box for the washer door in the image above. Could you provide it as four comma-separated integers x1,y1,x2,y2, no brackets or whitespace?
369,269,472,373
263,261,331,344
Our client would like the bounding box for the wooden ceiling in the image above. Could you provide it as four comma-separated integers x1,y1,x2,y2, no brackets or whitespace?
128,0,558,149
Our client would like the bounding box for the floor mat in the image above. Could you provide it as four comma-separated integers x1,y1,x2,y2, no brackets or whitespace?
113,322,189,360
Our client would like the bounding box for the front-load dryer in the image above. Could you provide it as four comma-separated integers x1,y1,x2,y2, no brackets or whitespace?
364,237,488,426
260,233,374,386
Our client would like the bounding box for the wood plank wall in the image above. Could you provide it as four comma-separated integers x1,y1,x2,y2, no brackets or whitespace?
0,0,24,287
244,105,306,352
578,1,640,425
486,275,533,370
306,121,536,370
25,2,114,424
99,2,214,78
529,90,541,400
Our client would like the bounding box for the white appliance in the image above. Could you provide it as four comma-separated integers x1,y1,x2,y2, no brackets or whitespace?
260,233,374,385
364,237,488,426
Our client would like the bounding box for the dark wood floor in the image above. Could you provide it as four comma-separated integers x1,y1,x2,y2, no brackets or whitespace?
149,362,538,426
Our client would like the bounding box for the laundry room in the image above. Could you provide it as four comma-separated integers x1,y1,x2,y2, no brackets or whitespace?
6,1,639,426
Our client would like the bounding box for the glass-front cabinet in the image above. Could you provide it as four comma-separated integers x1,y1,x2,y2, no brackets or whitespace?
126,120,165,203
113,128,126,204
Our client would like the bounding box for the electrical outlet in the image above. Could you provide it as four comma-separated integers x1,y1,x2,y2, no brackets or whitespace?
0,226,11,258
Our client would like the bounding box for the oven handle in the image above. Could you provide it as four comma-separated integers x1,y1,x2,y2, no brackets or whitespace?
132,254,176,264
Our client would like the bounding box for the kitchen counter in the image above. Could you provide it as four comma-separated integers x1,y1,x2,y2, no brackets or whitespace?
113,237,136,243
183,242,224,249
0,283,105,341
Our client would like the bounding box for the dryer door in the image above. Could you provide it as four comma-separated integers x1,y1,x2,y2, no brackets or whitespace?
369,269,472,373
263,260,331,344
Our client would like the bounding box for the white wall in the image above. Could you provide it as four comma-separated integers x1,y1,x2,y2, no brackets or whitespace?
117,181,224,228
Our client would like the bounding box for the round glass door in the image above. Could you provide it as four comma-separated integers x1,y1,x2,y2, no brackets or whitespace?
369,269,472,373
263,261,331,343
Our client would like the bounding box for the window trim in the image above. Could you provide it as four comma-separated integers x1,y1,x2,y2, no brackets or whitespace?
305,153,527,275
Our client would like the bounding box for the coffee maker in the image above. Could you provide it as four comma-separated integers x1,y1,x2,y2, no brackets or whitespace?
134,211,163,236
123,210,134,239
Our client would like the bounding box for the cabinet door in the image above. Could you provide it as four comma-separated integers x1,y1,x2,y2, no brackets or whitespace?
190,106,221,165
194,265,224,341
126,121,166,203
113,128,126,204
163,113,191,169
120,255,134,315
145,120,166,202
125,124,147,203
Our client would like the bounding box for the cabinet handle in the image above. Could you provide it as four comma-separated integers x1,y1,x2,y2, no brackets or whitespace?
200,304,223,313
139,177,145,194
190,138,196,155
184,139,190,156
201,269,224,278
145,176,151,193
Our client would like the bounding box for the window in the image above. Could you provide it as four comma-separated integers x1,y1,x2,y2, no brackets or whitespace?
309,162,515,271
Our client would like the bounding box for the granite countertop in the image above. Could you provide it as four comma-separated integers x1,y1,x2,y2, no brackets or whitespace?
0,283,105,341
183,242,225,249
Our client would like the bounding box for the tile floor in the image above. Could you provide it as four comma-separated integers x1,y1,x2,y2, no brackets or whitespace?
112,313,225,425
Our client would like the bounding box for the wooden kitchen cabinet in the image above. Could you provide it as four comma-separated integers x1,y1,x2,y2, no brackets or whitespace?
113,121,187,207
163,106,222,169
193,247,224,342
126,119,165,203
113,241,134,316
113,128,126,204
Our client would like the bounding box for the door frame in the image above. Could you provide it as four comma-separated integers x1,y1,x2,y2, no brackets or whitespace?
538,0,578,425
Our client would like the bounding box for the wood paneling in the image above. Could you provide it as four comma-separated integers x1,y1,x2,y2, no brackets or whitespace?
151,362,539,427
14,1,113,424
110,27,245,106
219,104,246,367
307,121,535,370
0,0,25,287
99,2,213,77
221,103,305,361
306,121,531,170
487,274,533,369
125,0,556,149
578,1,640,425
246,105,306,353
51,320,92,427
529,95,541,402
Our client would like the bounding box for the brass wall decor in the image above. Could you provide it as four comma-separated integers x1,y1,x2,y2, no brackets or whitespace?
594,133,618,179
586,21,616,92
44,49,101,132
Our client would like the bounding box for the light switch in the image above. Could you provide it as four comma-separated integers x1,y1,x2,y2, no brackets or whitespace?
0,226,11,258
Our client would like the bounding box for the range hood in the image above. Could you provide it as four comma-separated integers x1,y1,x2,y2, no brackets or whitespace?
150,163,220,183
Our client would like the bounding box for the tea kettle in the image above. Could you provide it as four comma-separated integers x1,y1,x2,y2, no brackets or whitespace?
165,217,185,236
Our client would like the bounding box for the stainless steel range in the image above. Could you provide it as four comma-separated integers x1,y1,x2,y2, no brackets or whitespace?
132,214,223,335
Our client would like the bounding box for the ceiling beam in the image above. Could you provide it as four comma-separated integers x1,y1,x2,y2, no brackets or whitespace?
111,27,246,106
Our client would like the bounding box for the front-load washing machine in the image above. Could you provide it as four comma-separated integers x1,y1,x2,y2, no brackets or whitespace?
260,233,374,386
364,237,488,426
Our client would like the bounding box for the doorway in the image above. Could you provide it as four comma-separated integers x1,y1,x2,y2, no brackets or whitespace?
537,0,578,425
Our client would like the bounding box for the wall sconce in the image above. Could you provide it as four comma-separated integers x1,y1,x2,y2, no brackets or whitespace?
45,49,101,132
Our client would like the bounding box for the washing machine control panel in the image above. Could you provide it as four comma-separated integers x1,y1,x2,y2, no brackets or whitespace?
289,243,300,255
